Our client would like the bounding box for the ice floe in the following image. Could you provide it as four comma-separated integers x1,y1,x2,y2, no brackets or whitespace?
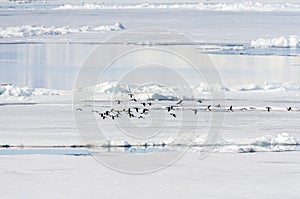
0,22,125,38
0,84,65,99
251,35,300,48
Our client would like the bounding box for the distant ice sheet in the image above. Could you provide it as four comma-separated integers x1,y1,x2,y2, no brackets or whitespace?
53,2,300,12
0,23,125,38
1,82,300,101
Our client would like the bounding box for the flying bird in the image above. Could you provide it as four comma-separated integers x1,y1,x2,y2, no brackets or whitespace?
177,100,183,106
206,105,212,111
266,107,271,112
170,113,176,118
142,109,149,114
166,106,174,112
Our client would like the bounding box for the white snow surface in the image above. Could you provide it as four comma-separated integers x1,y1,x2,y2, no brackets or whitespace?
0,23,125,38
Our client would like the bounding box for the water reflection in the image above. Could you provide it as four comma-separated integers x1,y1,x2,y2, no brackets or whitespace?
0,43,94,89
0,43,300,89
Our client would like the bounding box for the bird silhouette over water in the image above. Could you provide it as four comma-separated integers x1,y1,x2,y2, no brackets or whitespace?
266,107,271,112
287,107,292,111
197,100,203,104
228,106,233,112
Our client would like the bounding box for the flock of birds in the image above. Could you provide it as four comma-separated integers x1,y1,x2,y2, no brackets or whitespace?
75,93,296,121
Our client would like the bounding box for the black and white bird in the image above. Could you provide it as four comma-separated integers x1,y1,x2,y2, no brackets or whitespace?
166,106,174,112
99,113,105,119
142,109,149,114
266,107,271,112
170,113,176,118
177,100,183,106
206,105,212,111
228,106,233,112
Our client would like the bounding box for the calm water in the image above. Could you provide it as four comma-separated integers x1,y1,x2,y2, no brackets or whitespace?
0,43,94,89
1,43,300,89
